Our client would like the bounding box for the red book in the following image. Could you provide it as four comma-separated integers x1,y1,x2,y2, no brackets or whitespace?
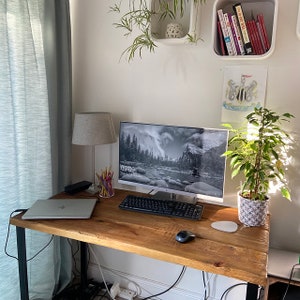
249,19,264,54
257,14,270,51
256,21,267,53
246,20,257,54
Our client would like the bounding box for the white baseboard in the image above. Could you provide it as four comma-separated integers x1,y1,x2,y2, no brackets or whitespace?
88,262,212,300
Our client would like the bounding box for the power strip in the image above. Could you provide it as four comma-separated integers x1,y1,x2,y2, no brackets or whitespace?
117,287,135,300
110,282,135,300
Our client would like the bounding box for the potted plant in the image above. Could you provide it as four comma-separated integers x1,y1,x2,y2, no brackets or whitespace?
110,0,207,61
223,107,294,226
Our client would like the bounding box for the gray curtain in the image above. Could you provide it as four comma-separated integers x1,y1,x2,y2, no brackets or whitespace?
43,0,72,194
43,0,73,296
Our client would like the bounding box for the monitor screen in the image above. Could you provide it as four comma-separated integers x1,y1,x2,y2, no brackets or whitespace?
118,122,228,202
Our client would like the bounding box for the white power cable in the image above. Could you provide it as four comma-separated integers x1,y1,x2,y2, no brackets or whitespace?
202,271,215,299
88,244,115,299
99,264,141,296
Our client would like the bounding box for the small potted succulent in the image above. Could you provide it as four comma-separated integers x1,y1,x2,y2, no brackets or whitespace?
223,107,294,226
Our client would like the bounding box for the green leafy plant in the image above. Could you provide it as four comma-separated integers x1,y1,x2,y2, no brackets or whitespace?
110,0,207,61
223,107,294,201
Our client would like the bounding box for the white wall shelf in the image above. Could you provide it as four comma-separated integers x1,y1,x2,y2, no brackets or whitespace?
212,0,278,60
150,0,201,45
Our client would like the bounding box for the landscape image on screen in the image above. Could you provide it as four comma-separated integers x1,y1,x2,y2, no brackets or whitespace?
119,122,228,199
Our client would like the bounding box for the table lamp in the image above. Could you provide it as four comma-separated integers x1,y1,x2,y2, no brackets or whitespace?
72,112,117,193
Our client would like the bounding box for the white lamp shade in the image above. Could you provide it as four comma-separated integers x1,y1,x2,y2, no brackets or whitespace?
72,112,117,146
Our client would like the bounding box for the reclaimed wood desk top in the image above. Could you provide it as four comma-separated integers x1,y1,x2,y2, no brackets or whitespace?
10,189,270,286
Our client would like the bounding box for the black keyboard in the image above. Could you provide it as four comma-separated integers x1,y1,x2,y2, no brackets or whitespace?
119,194,203,220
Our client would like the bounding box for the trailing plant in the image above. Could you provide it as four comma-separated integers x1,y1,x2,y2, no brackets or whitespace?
110,0,207,61
223,107,294,201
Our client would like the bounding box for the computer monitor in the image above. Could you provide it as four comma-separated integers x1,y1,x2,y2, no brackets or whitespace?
118,122,228,203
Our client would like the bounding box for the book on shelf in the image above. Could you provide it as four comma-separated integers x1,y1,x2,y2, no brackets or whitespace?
227,14,240,55
253,20,265,54
230,14,245,55
256,21,267,53
257,13,270,51
223,12,238,55
233,3,253,55
217,21,227,55
217,9,236,56
246,19,264,55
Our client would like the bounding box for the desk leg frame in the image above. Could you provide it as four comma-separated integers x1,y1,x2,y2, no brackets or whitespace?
246,283,259,300
15,228,261,300
15,230,90,300
80,241,89,297
16,226,29,300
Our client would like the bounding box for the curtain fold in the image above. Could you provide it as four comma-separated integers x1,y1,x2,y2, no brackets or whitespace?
44,0,72,194
0,0,72,299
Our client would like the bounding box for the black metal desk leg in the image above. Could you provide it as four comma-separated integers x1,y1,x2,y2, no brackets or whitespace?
80,241,88,297
246,283,259,300
16,226,29,300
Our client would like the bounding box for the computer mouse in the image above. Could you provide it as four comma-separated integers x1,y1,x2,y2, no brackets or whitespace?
175,230,196,243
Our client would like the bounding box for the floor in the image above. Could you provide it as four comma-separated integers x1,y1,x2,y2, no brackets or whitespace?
52,280,109,300
267,283,300,300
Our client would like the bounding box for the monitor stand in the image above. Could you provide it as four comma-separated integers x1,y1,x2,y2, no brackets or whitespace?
151,191,197,204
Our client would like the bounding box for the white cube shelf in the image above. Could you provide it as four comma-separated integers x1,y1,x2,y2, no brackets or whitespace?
212,0,278,59
150,0,201,45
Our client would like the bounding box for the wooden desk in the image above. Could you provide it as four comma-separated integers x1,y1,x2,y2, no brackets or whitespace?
10,189,270,300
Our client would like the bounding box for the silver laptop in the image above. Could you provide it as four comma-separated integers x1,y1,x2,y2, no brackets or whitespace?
22,198,97,220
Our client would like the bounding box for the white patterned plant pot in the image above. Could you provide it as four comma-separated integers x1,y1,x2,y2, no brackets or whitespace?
238,194,270,227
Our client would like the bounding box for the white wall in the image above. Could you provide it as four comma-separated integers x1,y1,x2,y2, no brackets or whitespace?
70,0,300,298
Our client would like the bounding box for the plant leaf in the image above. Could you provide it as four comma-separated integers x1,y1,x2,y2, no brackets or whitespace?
281,187,291,200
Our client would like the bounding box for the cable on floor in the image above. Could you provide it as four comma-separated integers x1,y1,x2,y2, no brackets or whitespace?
281,263,300,300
